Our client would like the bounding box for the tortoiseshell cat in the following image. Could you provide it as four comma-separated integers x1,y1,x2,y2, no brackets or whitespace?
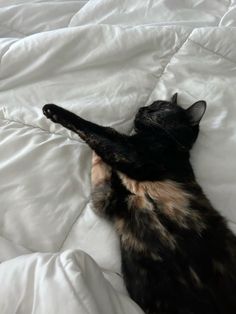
43,94,236,314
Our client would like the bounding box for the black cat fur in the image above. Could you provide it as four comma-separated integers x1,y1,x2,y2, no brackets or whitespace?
43,94,236,314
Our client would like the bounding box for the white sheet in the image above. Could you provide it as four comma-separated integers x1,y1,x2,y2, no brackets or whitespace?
0,0,236,313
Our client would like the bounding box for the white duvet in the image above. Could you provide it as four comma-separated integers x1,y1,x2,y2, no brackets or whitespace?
1,0,236,313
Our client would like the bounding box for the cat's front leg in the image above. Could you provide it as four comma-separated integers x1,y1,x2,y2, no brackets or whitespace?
91,151,113,217
43,104,139,175
43,104,88,140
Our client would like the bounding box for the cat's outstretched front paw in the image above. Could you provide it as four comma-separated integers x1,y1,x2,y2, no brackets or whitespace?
43,104,78,131
43,104,64,123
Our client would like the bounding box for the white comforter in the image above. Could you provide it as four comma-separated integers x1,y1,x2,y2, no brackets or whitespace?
1,1,236,313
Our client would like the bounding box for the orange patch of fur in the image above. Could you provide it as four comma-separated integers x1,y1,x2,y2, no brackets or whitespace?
128,195,153,211
115,218,147,252
91,151,111,187
118,172,204,232
127,194,177,250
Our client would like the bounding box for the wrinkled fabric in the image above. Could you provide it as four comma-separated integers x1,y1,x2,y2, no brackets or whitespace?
0,250,143,314
0,0,236,313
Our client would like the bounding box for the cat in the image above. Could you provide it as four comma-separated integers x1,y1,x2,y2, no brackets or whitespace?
43,94,236,314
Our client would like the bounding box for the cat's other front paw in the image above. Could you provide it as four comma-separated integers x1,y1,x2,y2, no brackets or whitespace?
91,151,111,187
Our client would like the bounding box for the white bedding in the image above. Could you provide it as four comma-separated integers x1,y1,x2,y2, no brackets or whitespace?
0,0,236,313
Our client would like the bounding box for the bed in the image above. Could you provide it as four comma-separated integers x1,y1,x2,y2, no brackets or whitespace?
0,0,236,313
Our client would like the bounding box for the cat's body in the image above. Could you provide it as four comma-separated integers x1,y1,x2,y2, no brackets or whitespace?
43,94,236,314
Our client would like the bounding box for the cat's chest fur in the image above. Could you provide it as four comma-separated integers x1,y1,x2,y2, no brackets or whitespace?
115,173,205,253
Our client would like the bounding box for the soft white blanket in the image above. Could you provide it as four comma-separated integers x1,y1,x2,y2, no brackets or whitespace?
0,0,236,313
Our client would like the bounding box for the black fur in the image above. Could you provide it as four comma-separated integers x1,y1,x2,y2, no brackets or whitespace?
43,94,236,314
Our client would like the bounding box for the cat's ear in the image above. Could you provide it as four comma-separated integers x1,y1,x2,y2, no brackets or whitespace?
186,100,206,125
171,93,178,104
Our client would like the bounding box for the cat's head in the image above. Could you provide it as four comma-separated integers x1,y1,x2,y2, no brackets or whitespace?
134,93,206,151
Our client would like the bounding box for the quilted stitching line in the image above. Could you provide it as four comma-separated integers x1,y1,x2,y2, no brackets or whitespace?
143,28,194,107
68,1,89,26
58,199,90,251
0,23,26,37
0,114,86,144
0,234,33,256
188,38,236,66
